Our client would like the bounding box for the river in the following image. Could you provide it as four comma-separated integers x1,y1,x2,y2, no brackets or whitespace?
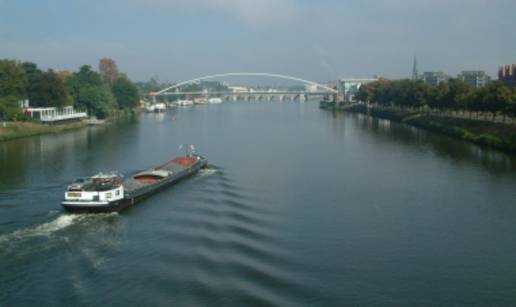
1,101,516,306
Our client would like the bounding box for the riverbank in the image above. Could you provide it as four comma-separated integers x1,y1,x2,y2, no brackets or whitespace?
332,104,516,154
0,108,144,142
0,121,87,142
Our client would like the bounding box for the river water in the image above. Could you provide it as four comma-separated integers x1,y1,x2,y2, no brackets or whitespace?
1,101,516,306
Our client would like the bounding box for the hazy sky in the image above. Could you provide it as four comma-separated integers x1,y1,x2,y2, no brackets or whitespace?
1,0,515,83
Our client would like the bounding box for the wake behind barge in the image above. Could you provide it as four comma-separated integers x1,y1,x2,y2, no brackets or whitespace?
62,151,208,213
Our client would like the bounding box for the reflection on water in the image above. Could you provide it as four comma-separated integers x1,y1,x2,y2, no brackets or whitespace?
0,126,104,187
324,110,516,175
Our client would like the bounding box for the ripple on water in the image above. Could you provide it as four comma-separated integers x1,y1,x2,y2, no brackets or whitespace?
138,178,313,306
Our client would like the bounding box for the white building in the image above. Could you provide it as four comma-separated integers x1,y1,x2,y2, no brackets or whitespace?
23,106,87,123
338,79,378,102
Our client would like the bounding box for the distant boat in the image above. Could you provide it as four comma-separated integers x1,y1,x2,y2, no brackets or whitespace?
208,98,223,104
145,104,155,113
154,103,166,112
194,98,208,105
176,100,194,106
84,117,106,126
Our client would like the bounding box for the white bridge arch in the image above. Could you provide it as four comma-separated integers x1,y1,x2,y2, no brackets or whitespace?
154,72,338,95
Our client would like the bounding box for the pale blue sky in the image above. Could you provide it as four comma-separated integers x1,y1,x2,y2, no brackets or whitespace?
1,0,515,83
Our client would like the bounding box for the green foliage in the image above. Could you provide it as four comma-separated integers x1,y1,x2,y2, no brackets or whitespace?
0,59,26,120
112,75,139,109
1,58,140,121
448,79,473,111
359,78,515,119
79,85,114,119
135,78,162,95
358,79,432,109
482,81,513,118
22,62,42,104
180,83,202,92
0,59,26,98
66,65,116,119
0,95,23,120
505,88,516,118
355,85,370,102
28,69,71,108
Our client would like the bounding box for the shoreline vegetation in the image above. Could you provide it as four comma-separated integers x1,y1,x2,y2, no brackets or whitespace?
322,103,516,154
0,121,87,142
0,57,142,142
0,107,142,142
322,78,516,154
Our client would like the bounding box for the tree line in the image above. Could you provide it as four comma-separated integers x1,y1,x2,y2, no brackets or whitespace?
355,79,516,120
0,58,140,120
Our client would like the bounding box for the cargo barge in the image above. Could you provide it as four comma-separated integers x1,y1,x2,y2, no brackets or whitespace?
62,146,207,213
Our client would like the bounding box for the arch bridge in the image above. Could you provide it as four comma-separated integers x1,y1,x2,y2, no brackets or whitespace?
151,73,337,101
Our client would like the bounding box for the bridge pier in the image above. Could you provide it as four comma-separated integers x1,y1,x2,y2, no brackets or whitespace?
151,89,336,103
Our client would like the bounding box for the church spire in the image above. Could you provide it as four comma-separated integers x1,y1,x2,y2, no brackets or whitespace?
412,56,419,80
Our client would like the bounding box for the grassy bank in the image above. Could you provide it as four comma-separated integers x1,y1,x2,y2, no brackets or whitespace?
342,104,516,154
0,121,87,142
0,107,143,142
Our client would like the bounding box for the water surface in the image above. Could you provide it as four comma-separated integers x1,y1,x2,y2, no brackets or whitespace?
1,102,516,306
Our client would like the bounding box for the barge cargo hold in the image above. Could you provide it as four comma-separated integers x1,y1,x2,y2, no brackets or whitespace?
62,149,208,213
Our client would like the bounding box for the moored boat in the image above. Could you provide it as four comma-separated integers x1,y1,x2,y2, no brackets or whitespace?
154,103,167,112
145,104,156,112
62,146,208,213
194,98,208,105
175,100,194,106
208,97,223,104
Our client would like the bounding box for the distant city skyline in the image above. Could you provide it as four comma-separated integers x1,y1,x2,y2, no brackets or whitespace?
1,0,515,83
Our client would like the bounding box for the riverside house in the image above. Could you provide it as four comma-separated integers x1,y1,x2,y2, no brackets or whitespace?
22,105,87,124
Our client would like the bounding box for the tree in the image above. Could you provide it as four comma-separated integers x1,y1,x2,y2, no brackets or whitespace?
66,65,116,118
0,59,26,120
482,81,512,120
411,80,432,110
112,75,139,109
77,85,114,118
468,86,487,118
427,82,451,112
28,69,71,108
56,70,73,82
99,58,118,87
340,77,516,123
0,59,26,98
370,79,395,106
390,79,430,109
135,77,161,94
21,62,42,105
448,79,473,114
355,85,370,103
506,89,516,122
0,95,23,120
